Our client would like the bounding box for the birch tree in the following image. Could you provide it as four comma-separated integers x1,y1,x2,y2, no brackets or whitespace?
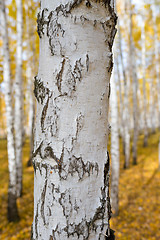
15,0,23,197
32,0,117,239
141,14,148,147
128,0,138,165
25,1,36,166
118,19,130,168
0,0,19,221
153,4,160,129
110,48,119,216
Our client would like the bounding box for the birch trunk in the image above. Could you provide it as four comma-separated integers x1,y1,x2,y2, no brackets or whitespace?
27,64,35,166
128,0,138,165
32,0,117,239
118,20,130,168
110,50,119,216
0,0,19,221
15,0,23,197
153,6,160,129
141,18,148,146
149,80,156,134
25,3,36,166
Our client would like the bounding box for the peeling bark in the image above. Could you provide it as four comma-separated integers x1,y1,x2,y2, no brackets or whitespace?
32,0,116,239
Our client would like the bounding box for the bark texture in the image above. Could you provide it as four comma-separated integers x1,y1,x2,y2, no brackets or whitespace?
0,0,19,221
32,0,117,239
15,0,23,197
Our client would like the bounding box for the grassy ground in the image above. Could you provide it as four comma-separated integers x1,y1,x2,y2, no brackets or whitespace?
0,132,160,239
0,139,34,240
110,132,160,240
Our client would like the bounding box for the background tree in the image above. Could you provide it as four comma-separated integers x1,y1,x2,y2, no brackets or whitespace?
15,0,23,197
0,0,19,221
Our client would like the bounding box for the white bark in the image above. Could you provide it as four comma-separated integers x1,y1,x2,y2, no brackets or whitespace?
0,0,19,221
153,5,160,129
25,2,36,164
32,1,117,239
141,17,148,146
149,80,156,133
128,0,138,165
118,20,130,168
15,0,23,197
110,49,119,216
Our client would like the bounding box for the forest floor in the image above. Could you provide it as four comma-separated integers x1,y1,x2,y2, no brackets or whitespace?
0,131,160,239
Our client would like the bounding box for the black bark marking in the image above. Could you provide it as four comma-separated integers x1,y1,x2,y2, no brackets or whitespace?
60,155,99,180
35,203,39,239
56,59,65,93
86,54,89,72
64,218,90,239
56,58,83,96
32,142,64,174
108,82,111,99
41,178,47,225
34,76,50,104
59,190,72,219
106,229,115,239
37,8,49,38
86,0,91,7
41,95,50,132
43,145,64,168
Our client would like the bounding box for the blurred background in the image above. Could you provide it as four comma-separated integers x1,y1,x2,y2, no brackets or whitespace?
0,0,160,239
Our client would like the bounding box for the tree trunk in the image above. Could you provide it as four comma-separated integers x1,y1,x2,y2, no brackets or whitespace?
149,80,156,134
27,64,35,166
15,0,23,197
110,48,119,217
128,0,138,165
153,5,160,130
0,0,19,221
118,19,130,168
141,17,148,147
32,1,117,239
25,2,36,167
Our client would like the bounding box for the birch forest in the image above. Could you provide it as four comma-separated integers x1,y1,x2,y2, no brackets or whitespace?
0,0,160,239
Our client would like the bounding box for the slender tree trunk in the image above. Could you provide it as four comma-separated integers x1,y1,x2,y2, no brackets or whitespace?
128,0,138,165
118,20,130,167
15,0,23,197
0,0,19,221
25,2,36,166
110,48,119,217
153,6,160,130
149,80,156,134
32,1,117,239
116,55,123,138
27,64,35,166
141,18,148,147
